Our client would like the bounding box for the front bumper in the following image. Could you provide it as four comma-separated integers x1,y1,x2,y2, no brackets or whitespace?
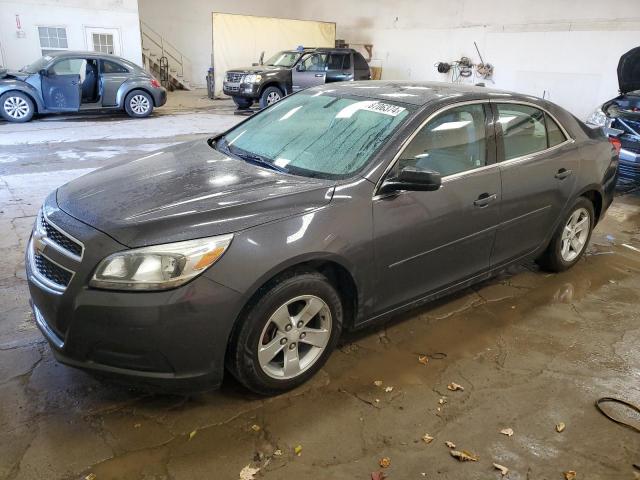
619,148,640,180
223,81,260,99
26,197,243,390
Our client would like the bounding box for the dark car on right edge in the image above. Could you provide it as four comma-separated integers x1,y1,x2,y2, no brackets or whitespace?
223,47,371,109
587,46,640,182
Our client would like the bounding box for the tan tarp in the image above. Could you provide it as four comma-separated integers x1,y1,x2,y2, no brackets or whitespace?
212,13,336,97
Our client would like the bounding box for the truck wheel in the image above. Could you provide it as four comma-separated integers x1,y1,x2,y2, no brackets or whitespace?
259,86,283,109
124,90,154,118
232,96,253,109
0,91,34,123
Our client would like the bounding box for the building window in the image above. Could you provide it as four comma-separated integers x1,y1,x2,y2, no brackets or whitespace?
92,33,114,55
38,27,68,56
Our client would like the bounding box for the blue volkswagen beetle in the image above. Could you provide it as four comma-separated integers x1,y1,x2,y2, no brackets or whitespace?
0,51,166,123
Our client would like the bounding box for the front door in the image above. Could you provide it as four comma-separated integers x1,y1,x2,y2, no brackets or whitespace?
373,103,501,313
292,53,327,92
491,102,577,267
41,58,83,111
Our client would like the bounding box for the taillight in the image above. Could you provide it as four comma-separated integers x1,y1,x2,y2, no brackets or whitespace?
608,136,621,155
150,78,161,88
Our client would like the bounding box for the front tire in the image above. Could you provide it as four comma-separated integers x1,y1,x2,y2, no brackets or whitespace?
232,96,253,109
0,91,34,123
259,86,283,109
124,90,154,118
227,271,343,395
537,196,595,272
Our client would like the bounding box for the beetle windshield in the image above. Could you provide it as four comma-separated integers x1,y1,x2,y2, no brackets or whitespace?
21,56,53,73
264,51,303,68
216,90,413,179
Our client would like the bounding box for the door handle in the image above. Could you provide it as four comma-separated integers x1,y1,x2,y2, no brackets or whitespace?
71,81,78,85
473,193,497,207
314,73,324,77
555,168,573,180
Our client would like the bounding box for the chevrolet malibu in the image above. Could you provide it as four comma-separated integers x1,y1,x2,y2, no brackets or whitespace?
26,81,618,395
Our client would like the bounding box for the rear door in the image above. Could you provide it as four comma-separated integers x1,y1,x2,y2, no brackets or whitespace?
372,102,501,312
490,102,577,267
292,53,327,91
41,58,83,111
325,53,352,83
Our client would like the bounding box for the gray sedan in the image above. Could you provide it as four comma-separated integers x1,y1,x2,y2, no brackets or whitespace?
0,51,166,122
26,81,618,395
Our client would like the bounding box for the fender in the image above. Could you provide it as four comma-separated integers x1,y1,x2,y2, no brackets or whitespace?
115,77,157,108
0,80,45,112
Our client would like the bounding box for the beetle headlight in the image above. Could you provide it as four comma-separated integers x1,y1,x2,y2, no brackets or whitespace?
586,108,608,127
90,234,233,291
243,74,262,84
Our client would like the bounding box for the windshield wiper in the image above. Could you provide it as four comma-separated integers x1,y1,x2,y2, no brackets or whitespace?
229,146,288,174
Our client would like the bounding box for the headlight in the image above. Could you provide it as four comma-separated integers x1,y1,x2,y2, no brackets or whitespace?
89,234,233,291
586,108,608,127
243,74,262,83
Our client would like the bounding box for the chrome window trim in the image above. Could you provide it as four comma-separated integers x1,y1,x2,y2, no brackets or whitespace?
28,238,75,293
373,99,490,199
372,99,576,199
39,210,84,262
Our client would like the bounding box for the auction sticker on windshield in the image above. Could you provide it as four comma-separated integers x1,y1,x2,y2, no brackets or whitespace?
363,102,406,116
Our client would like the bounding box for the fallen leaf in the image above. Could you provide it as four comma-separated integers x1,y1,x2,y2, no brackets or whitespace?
450,450,479,462
379,457,391,468
371,471,387,480
418,355,429,365
493,463,509,476
500,427,514,437
445,441,456,448
375,398,380,403
374,380,383,387
85,474,97,480
251,424,261,432
188,430,197,440
563,471,577,480
239,464,260,480
438,397,447,405
556,422,566,433
422,433,434,444
133,423,141,429
294,445,303,456
447,382,464,391
384,386,394,393
273,449,283,456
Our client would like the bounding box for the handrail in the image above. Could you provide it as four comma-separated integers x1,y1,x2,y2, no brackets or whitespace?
140,20,192,83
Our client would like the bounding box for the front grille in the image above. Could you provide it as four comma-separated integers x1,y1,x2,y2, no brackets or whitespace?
226,72,243,83
225,85,240,92
38,211,83,258
33,251,73,287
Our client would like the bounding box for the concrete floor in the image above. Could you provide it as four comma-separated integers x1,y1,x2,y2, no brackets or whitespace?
1,94,639,479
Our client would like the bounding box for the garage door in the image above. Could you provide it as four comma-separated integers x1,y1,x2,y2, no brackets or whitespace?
212,13,336,97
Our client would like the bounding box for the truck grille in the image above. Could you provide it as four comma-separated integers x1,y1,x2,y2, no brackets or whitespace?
37,211,83,259
226,72,244,83
33,251,73,288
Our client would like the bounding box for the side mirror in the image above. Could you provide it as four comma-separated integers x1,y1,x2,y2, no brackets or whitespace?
259,51,265,66
379,166,442,195
39,69,48,77
296,64,305,72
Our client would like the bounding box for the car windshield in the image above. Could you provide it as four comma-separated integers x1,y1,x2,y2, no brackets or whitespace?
20,56,52,73
264,51,303,68
215,90,414,179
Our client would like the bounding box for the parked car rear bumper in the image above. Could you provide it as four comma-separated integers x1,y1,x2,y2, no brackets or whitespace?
153,87,167,107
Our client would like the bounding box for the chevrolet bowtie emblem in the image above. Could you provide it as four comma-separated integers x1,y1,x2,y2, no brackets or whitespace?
33,230,46,255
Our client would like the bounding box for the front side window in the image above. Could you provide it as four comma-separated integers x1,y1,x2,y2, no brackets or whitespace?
397,104,487,177
49,58,86,76
497,104,567,160
38,26,68,56
216,91,413,179
300,53,328,72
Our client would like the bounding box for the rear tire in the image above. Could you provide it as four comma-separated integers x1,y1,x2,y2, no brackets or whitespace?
536,196,595,272
227,271,343,395
0,91,34,123
232,96,253,109
259,86,283,109
124,90,154,118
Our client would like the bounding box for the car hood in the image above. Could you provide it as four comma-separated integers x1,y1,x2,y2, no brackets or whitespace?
618,46,640,94
227,65,289,74
56,140,335,247
0,68,29,81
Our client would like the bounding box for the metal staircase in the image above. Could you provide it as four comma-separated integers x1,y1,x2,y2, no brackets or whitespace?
140,20,193,91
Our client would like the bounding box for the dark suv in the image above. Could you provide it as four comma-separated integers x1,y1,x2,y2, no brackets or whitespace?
223,47,371,109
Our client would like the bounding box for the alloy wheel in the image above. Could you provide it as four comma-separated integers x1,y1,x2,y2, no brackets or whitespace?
130,95,150,115
258,295,332,379
4,96,30,120
560,207,590,262
266,91,281,105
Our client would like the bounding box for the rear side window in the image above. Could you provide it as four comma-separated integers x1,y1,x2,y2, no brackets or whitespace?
545,114,567,147
327,54,347,70
353,52,369,71
398,104,487,177
497,104,548,160
343,54,351,69
101,60,128,74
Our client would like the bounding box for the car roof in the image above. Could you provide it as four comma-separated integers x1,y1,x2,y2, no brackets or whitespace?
309,80,546,107
282,47,356,54
45,50,130,62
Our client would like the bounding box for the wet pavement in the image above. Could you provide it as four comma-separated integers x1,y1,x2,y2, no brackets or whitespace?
1,108,640,479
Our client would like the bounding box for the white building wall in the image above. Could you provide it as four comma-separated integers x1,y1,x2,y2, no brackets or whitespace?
0,0,142,69
297,0,640,119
